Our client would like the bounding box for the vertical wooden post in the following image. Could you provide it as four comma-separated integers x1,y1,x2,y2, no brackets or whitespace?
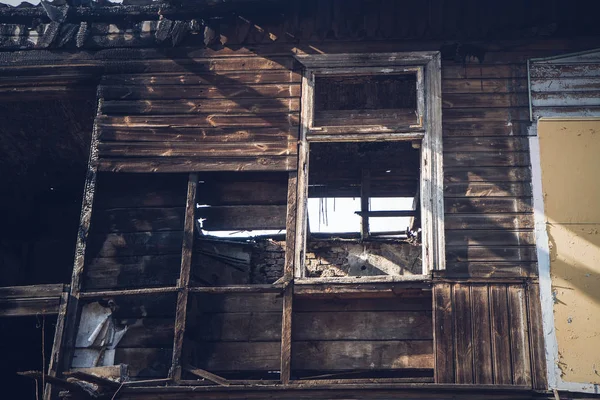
43,288,69,400
360,169,371,241
60,96,102,375
170,172,198,381
281,172,298,384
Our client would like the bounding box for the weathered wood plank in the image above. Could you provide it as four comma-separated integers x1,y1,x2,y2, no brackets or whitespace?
442,107,530,122
444,152,530,168
294,296,432,312
433,283,454,383
445,214,534,230
442,262,537,278
97,156,298,173
442,78,528,93
198,205,287,231
194,341,281,371
99,83,300,100
192,312,282,342
90,207,185,233
116,318,175,348
442,93,529,109
96,114,300,129
86,231,184,258
101,98,300,115
443,121,530,137
530,77,600,92
444,182,532,197
471,285,493,384
446,246,537,262
292,340,434,371
445,167,531,183
192,293,282,313
508,285,532,387
293,311,432,340
98,141,297,158
99,126,297,143
101,71,301,86
527,283,548,390
84,254,181,290
444,137,529,152
442,64,527,79
453,284,473,384
445,198,532,214
490,285,512,384
445,230,534,247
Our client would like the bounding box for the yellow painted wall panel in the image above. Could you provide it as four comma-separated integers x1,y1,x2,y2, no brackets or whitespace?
539,119,600,385
547,223,600,384
539,120,600,224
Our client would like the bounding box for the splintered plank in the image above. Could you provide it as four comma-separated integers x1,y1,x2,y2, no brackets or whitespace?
99,83,300,100
471,285,493,384
453,284,473,384
101,98,300,115
433,283,454,383
293,311,432,341
292,340,433,371
490,285,512,384
198,205,287,231
508,285,532,387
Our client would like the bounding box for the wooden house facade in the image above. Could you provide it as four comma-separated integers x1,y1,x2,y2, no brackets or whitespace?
0,0,600,399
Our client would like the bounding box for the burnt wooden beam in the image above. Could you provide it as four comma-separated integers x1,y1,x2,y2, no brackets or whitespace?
170,172,198,381
0,284,67,317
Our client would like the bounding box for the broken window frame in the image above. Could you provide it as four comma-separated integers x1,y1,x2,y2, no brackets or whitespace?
294,52,446,281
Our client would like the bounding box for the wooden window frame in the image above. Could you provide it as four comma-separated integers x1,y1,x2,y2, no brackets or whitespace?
294,52,445,282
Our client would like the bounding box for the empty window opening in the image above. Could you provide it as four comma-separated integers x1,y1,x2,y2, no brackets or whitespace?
305,141,422,278
192,172,289,286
